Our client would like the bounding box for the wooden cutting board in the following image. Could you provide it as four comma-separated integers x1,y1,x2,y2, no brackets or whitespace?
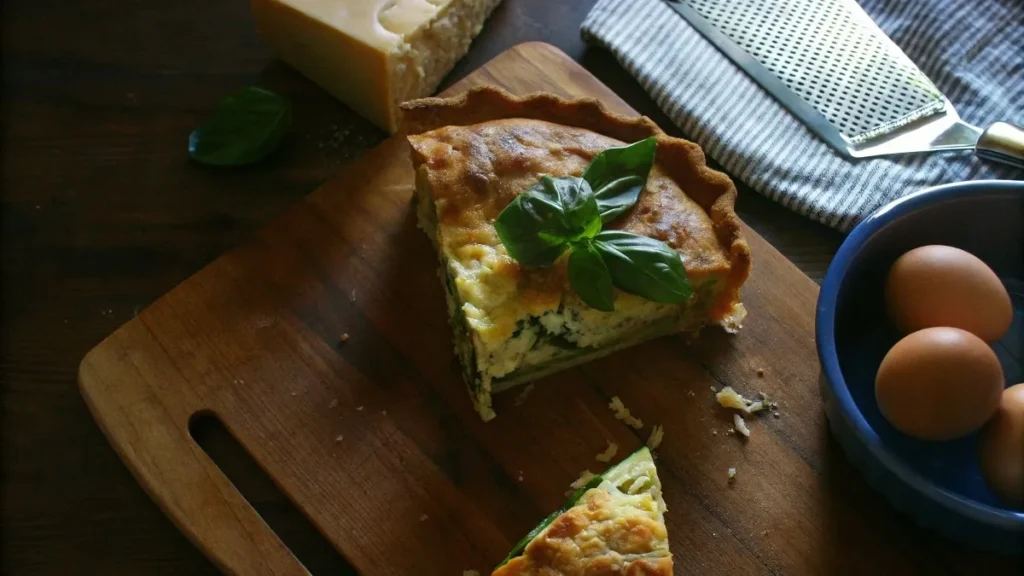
79,43,945,576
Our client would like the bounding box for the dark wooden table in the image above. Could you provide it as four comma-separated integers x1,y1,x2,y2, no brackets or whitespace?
4,1,1012,575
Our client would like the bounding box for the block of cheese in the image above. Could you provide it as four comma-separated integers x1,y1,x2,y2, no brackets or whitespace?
250,0,502,133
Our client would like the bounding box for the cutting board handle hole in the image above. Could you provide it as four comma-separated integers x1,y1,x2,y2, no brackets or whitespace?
188,411,358,575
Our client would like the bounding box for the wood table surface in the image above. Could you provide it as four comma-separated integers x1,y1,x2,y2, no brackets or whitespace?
2,1,1013,575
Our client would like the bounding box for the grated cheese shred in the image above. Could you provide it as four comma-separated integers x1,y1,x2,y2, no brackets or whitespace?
595,442,618,463
733,413,750,437
647,424,665,450
609,396,644,429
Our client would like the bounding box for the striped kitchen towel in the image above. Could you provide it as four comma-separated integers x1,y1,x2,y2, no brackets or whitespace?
581,0,1023,231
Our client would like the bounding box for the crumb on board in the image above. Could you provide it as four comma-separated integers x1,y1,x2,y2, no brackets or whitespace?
595,442,618,463
687,390,696,398
290,392,298,397
381,409,387,416
335,435,344,442
728,467,737,481
712,429,718,436
419,514,429,522
356,406,364,411
716,386,766,414
647,424,665,450
756,369,765,378
773,411,781,418
339,333,350,343
566,470,596,495
516,470,524,482
733,413,751,438
514,384,536,407
609,396,643,429
329,398,339,409
349,289,357,302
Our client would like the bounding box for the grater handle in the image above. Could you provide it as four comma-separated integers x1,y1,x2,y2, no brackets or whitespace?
975,122,1024,169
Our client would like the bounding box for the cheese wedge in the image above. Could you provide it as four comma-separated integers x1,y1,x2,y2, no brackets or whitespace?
250,0,502,132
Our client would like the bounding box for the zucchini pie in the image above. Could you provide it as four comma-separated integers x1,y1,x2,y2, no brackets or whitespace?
403,87,750,421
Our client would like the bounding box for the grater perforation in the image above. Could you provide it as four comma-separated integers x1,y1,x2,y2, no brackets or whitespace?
684,0,945,142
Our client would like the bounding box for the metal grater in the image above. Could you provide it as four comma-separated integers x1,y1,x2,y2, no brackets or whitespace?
664,0,1024,165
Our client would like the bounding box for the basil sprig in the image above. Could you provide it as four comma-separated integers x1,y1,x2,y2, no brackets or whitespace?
188,86,291,166
495,137,692,311
494,175,600,266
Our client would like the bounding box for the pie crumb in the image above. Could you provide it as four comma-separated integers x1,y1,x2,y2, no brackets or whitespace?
647,424,665,450
514,384,535,406
728,467,737,481
419,514,429,522
339,333,350,343
328,398,339,409
716,386,765,414
356,406,364,411
733,413,750,438
516,470,524,482
566,470,596,495
756,369,765,378
595,442,618,463
335,435,343,443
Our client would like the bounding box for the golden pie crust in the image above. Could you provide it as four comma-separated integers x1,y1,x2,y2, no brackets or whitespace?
491,488,673,576
401,86,751,320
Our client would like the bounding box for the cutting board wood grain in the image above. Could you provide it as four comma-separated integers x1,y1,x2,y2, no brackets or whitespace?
80,43,953,575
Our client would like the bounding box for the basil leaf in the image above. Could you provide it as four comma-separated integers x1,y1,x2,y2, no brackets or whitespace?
567,241,615,311
189,86,291,166
582,137,657,223
494,176,599,266
593,230,692,303
532,175,601,240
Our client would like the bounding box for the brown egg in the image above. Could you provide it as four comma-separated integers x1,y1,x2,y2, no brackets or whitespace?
980,383,1024,506
876,327,1004,441
885,245,1012,342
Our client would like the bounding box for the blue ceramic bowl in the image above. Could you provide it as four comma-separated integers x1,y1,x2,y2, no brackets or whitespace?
816,180,1024,554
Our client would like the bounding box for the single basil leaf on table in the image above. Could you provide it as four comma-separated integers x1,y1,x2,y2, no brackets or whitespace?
188,86,292,166
494,175,600,266
582,137,657,223
567,240,615,311
593,230,692,303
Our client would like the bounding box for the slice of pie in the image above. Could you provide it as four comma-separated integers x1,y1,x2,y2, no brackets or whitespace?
492,447,672,575
403,87,751,421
